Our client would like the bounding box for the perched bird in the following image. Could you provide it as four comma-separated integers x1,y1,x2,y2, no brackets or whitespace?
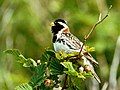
50,19,101,83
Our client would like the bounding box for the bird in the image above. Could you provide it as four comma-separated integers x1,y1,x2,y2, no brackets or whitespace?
50,18,101,83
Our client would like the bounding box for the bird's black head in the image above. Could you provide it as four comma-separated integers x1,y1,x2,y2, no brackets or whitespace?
54,19,67,24
51,19,68,35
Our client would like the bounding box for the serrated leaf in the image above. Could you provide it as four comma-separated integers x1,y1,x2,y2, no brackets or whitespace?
15,83,32,90
46,50,55,57
4,49,26,63
41,51,50,63
50,59,64,75
30,75,45,87
61,62,75,71
4,49,37,67
70,77,85,90
85,46,95,52
30,64,46,87
61,62,79,77
61,62,86,79
4,49,21,57
18,54,27,63
36,64,46,75
23,58,37,67
64,71,78,77
55,50,68,60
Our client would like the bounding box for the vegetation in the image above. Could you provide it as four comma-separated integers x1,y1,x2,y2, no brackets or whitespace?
0,0,120,90
4,49,93,90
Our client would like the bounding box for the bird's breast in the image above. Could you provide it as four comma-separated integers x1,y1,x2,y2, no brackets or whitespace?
53,40,80,53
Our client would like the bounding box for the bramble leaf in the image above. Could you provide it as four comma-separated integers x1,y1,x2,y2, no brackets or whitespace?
30,64,46,87
23,58,37,67
4,49,21,57
4,49,37,67
46,50,55,57
85,46,95,52
61,62,75,71
70,77,85,90
40,51,50,63
61,62,86,79
50,59,64,75
15,83,32,90
55,50,68,60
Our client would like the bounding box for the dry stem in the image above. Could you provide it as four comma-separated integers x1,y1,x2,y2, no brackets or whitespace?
78,5,112,56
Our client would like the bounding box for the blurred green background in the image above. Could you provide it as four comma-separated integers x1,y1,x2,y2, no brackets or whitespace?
0,0,120,90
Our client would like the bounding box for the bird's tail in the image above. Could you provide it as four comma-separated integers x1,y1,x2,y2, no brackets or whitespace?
92,69,101,83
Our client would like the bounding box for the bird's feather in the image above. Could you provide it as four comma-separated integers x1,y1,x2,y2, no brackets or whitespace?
59,33,99,65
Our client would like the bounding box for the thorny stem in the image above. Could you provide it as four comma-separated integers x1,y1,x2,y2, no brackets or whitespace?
78,5,112,56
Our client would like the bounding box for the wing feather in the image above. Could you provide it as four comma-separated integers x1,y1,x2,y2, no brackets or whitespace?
63,33,98,64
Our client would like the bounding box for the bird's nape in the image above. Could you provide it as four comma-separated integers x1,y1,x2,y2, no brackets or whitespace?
54,19,67,24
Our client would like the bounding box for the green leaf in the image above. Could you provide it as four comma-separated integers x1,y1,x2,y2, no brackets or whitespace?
4,49,37,67
18,54,27,63
46,50,55,57
36,64,46,75
61,62,75,71
30,64,46,87
4,49,21,57
15,83,32,90
23,58,37,67
67,52,79,57
70,77,85,90
61,62,78,76
4,49,27,63
55,50,68,60
61,62,86,79
64,71,78,77
41,51,50,63
50,59,64,75
85,46,95,52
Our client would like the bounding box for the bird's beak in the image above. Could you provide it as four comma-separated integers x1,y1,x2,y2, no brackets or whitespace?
50,22,55,26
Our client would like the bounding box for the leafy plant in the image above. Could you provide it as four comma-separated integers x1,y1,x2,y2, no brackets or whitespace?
15,83,32,90
4,49,95,90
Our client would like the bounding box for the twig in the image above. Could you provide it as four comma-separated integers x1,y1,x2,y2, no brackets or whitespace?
78,5,112,56
62,74,68,90
85,5,112,40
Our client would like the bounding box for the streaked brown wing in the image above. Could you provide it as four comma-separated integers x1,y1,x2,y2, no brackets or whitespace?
83,52,98,65
64,33,83,50
64,33,98,65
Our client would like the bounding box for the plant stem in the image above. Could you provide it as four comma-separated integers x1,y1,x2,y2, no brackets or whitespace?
78,5,112,56
62,74,68,90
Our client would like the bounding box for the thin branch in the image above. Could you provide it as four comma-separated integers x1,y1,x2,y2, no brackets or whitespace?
62,74,68,90
85,5,112,40
78,5,112,56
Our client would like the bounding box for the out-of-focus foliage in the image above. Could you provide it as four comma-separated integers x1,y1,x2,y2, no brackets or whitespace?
0,0,120,90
